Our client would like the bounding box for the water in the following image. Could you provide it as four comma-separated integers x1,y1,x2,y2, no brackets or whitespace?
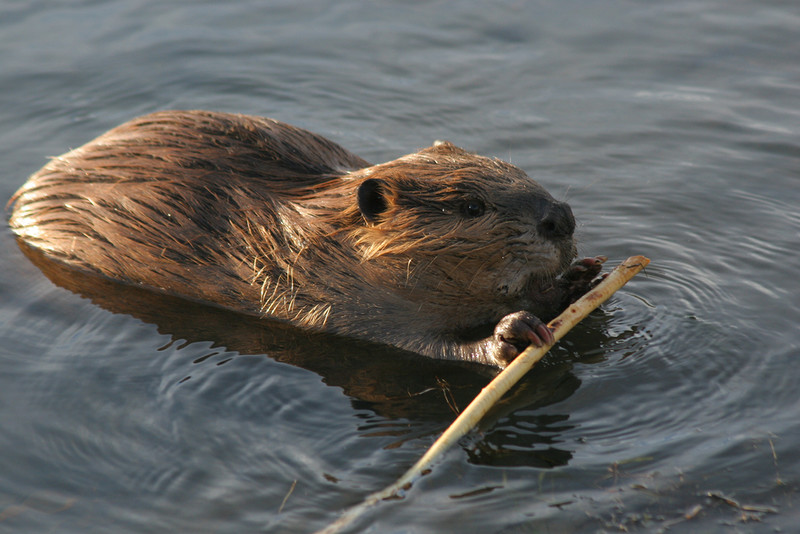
1,1,799,532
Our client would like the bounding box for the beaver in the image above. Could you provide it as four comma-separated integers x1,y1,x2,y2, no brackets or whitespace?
8,110,604,368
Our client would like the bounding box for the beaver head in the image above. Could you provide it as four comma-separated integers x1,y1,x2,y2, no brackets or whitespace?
334,141,577,332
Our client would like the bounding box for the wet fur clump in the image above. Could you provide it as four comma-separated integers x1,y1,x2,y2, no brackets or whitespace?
8,110,602,367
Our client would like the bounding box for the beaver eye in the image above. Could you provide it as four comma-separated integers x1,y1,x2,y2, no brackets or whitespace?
461,198,486,218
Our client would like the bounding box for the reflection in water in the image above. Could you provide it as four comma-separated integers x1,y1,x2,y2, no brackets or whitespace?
468,370,580,468
19,241,613,469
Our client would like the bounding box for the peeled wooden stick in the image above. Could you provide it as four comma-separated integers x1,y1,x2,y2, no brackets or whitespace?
316,255,650,534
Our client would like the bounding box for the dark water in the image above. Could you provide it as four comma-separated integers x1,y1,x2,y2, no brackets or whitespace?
1,1,799,532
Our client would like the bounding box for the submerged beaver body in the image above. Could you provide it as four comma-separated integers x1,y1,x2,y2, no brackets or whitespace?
9,111,603,367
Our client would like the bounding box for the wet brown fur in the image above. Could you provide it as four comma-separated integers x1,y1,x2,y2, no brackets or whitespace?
9,110,579,366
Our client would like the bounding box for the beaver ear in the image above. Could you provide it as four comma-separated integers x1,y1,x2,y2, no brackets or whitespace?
358,178,389,223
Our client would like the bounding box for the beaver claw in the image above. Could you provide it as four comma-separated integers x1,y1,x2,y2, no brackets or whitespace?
560,255,607,303
476,256,606,367
489,311,555,367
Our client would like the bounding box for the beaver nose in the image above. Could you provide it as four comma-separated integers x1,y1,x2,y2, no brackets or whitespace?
538,201,575,240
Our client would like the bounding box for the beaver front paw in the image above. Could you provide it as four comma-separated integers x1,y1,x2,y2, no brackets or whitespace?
489,311,555,367
560,255,607,303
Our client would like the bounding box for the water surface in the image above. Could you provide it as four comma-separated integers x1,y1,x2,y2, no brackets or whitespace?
1,1,799,532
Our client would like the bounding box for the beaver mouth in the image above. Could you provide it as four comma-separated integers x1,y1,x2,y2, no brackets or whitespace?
520,243,576,298
524,270,563,299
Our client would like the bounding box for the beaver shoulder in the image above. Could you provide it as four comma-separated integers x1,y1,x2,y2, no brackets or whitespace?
9,110,603,367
